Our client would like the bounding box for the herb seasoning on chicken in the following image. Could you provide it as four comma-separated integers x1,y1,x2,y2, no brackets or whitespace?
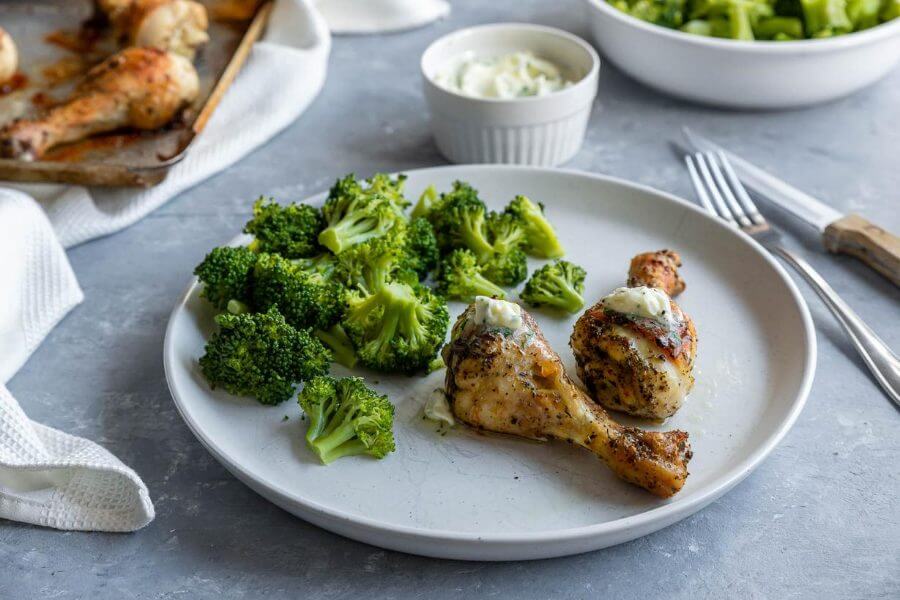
443,299,692,498
571,249,697,420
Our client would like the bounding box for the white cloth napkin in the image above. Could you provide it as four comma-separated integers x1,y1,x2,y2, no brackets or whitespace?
317,0,450,34
0,0,330,532
0,0,449,533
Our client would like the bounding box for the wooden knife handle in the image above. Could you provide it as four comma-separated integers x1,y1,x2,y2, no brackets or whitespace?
823,214,900,287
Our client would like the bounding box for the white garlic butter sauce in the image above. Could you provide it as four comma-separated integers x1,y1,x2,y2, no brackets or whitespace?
473,296,523,330
434,51,573,99
424,388,455,426
601,286,674,327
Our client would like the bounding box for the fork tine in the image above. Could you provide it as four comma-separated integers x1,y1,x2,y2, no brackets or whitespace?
704,152,752,227
716,150,765,226
685,155,716,215
694,153,737,226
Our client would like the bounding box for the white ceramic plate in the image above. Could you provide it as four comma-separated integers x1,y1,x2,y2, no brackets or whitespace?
164,165,815,560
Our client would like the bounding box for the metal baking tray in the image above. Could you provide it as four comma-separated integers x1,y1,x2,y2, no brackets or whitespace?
0,0,271,187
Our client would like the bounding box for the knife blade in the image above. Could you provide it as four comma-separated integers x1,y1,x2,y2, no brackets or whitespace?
681,127,900,287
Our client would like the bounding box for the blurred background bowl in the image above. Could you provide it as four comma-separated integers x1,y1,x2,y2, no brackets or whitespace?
584,0,900,109
421,23,600,166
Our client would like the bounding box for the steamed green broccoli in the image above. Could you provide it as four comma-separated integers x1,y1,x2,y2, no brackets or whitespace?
505,195,564,259
411,185,438,220
846,0,881,28
365,173,410,211
801,0,852,35
429,187,494,260
487,211,527,254
343,280,449,374
481,248,528,287
613,0,688,26
753,15,805,37
194,246,258,311
402,217,440,278
199,307,330,405
610,0,895,38
244,198,324,258
318,175,406,254
437,249,507,301
335,234,408,294
298,376,395,464
314,323,358,369
291,252,339,283
252,253,346,331
521,260,587,314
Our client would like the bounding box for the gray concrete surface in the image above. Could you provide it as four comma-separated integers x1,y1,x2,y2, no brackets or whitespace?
3,1,899,597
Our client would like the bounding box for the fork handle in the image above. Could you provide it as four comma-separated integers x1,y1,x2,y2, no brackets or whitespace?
772,246,900,408
823,214,900,288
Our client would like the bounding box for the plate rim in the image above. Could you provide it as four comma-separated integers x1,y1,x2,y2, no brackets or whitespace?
163,164,816,555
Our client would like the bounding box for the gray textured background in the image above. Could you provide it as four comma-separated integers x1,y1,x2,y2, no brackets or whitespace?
3,0,900,598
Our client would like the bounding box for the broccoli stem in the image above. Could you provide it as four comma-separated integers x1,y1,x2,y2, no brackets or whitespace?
470,273,506,299
227,299,250,315
554,284,585,314
319,218,381,254
315,325,358,369
311,419,368,463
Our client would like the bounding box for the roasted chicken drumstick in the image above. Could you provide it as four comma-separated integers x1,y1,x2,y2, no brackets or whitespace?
571,250,697,420
0,27,17,84
98,0,210,58
0,47,199,161
443,298,692,498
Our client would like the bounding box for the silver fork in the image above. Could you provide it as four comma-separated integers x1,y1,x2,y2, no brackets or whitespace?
685,150,900,408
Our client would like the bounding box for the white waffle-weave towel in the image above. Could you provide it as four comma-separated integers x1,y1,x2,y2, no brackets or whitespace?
0,0,330,532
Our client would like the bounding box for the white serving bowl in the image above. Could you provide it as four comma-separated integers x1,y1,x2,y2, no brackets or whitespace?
421,23,600,166
584,0,900,109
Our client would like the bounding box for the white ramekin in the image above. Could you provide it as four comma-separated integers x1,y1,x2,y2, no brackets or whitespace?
584,0,900,109
421,23,600,166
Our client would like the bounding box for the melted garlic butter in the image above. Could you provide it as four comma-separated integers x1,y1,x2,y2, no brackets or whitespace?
601,286,674,327
473,296,523,330
424,388,455,426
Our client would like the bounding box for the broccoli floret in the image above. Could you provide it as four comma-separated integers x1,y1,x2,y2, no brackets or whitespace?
437,249,506,301
505,195,564,259
403,217,439,278
194,246,258,311
291,253,339,283
487,211,527,254
366,173,410,211
430,190,494,260
343,281,449,374
411,185,438,220
846,0,881,28
335,234,407,294
799,0,852,33
243,197,324,258
253,253,346,331
624,0,688,26
521,260,587,314
482,248,528,287
314,324,358,369
298,376,395,464
199,307,330,405
318,175,406,254
753,15,805,36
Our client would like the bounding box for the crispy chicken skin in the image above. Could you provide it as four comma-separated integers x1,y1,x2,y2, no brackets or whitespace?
628,249,685,296
571,250,697,419
0,27,17,84
0,47,199,160
443,304,692,498
98,0,209,58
